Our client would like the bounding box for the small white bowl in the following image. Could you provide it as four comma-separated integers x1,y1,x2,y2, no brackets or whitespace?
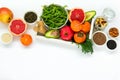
105,39,119,53
24,11,38,25
0,32,13,45
107,26,120,40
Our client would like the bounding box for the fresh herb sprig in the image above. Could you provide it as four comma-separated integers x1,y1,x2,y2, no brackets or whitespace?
80,37,93,54
72,34,93,54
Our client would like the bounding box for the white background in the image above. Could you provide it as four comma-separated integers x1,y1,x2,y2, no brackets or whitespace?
0,0,120,80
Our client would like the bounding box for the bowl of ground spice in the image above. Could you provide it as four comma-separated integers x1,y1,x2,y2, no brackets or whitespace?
108,27,119,39
24,11,38,25
92,31,107,46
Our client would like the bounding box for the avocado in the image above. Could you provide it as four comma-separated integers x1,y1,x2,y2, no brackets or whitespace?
45,30,60,39
85,10,96,21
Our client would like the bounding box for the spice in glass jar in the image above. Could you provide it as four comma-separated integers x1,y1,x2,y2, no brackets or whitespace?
94,16,108,30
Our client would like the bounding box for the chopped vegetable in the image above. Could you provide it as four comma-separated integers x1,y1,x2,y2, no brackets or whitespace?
41,4,68,29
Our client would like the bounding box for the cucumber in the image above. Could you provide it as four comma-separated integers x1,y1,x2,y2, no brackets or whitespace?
85,10,96,21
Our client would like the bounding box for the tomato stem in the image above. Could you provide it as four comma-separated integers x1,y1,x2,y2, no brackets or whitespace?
77,32,84,37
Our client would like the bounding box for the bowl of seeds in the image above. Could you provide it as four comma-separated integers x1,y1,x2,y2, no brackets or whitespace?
24,11,38,25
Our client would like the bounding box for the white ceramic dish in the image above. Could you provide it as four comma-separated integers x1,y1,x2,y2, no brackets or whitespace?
106,25,120,40
105,39,119,53
89,18,95,39
0,32,13,45
92,31,108,47
24,11,38,26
